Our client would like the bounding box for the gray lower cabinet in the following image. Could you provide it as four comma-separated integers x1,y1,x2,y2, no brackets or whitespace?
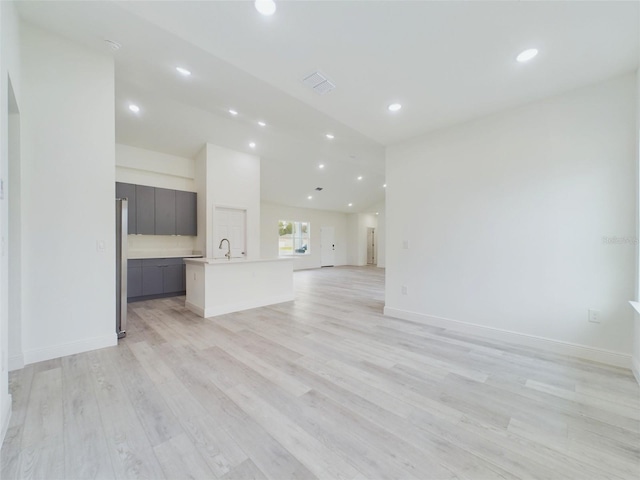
130,258,186,300
136,185,155,235
155,188,176,235
176,190,197,236
116,182,137,234
127,259,142,298
142,262,164,296
163,264,184,293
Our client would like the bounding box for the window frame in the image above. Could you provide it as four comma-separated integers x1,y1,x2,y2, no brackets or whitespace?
278,220,311,256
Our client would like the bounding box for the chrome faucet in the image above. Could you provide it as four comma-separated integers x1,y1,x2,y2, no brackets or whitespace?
219,238,231,260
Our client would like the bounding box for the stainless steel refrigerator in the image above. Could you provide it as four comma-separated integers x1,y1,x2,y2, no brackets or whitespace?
116,198,128,339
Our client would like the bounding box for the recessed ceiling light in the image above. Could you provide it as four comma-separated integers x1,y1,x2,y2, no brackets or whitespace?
318,164,325,169
388,103,402,112
357,176,363,180
348,203,353,207
255,0,276,16
307,195,313,200
258,121,266,127
175,66,191,76
249,142,256,148
516,48,538,63
128,104,140,113
376,212,379,215
326,133,335,140
383,184,387,188
229,109,238,116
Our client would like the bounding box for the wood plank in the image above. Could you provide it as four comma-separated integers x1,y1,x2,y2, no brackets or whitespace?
87,348,166,480
2,266,638,480
60,354,115,478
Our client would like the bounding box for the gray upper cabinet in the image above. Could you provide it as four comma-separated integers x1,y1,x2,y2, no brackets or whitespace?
155,188,176,235
116,182,137,234
136,185,155,235
176,191,197,236
117,182,197,236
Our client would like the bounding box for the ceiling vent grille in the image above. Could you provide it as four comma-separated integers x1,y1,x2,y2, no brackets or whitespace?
315,187,324,191
302,71,336,95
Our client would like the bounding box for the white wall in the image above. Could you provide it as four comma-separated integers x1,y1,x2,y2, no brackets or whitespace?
116,143,198,257
386,74,637,366
634,68,640,382
116,143,195,191
261,203,349,270
19,24,117,364
0,0,21,444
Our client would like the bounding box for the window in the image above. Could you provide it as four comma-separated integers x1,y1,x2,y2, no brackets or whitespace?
279,220,310,255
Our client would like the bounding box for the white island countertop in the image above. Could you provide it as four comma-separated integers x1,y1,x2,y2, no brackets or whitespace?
184,257,291,265
184,257,294,317
128,252,203,260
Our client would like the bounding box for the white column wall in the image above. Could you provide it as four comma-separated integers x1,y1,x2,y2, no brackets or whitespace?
201,143,260,260
634,68,640,382
0,0,21,444
19,24,117,365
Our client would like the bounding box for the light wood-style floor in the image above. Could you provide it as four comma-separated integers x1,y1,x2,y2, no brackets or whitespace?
2,266,639,479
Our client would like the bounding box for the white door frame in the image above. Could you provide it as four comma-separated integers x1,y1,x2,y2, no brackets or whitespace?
320,226,336,267
212,205,247,259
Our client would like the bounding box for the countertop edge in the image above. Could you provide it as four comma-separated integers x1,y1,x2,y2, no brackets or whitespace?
184,257,293,265
128,254,203,260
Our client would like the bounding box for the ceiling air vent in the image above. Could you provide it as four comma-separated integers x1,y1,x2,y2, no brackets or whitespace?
302,71,336,95
315,187,323,191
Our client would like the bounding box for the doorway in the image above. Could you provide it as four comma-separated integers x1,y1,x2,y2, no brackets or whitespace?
320,226,335,267
367,227,376,265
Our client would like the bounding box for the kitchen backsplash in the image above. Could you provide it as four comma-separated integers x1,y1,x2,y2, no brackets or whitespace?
128,234,199,259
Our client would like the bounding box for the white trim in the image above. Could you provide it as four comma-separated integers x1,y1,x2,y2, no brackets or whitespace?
23,334,117,366
185,301,205,317
632,355,640,386
629,302,640,385
188,294,295,318
1,395,11,447
384,306,632,369
8,353,23,372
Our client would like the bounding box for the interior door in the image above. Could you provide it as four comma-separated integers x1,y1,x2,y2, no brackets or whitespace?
214,207,246,258
367,227,376,265
320,226,335,267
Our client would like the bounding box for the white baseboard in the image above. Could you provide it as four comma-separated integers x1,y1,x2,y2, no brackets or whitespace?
384,306,632,369
1,394,11,447
185,301,205,317
632,355,640,385
23,334,117,366
8,353,24,372
188,294,295,318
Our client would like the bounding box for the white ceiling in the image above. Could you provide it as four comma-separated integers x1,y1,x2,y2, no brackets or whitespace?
15,0,640,213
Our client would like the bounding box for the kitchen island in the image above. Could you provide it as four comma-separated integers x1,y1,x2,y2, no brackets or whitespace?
184,257,294,317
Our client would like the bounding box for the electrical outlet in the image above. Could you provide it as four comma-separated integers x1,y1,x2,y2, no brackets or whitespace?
401,285,408,295
588,309,601,324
